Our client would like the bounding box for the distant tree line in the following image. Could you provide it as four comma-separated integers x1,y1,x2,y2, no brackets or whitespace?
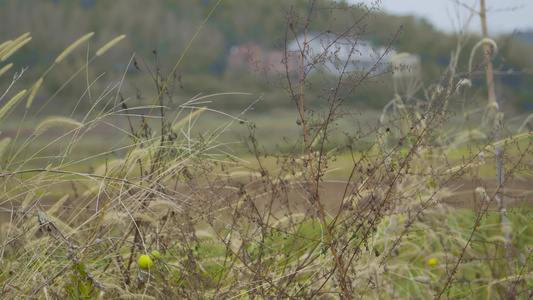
0,0,531,113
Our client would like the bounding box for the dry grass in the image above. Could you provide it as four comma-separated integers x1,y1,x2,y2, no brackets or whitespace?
0,2,532,299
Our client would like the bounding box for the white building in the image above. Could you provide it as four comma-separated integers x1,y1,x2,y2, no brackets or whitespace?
287,32,397,76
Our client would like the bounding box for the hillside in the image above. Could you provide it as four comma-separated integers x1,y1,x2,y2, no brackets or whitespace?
0,0,532,113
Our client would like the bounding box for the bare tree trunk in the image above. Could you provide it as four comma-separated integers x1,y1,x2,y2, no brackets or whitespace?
479,1,514,297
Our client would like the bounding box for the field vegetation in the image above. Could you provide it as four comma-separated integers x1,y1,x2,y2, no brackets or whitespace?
0,0,532,299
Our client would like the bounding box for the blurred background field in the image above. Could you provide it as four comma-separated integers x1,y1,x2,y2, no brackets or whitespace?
1,0,533,115
1,0,533,167
0,0,533,170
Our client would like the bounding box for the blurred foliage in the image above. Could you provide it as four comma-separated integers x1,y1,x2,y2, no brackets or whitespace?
0,0,532,113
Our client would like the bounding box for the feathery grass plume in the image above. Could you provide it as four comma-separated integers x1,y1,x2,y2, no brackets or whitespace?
489,131,533,149
1,221,24,240
0,39,12,54
468,37,498,77
95,34,126,56
94,158,127,176
147,199,184,215
457,78,472,88
0,33,30,60
7,32,30,46
0,63,13,77
41,213,75,236
101,212,128,227
20,194,36,214
33,116,82,137
0,137,11,159
81,184,104,197
481,37,498,52
171,106,207,132
23,236,53,252
0,37,32,62
26,77,43,108
46,195,69,217
55,32,94,63
128,146,151,163
0,90,26,119
131,212,158,225
518,114,533,132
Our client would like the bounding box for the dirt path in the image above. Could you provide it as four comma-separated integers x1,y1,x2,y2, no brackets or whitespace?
2,177,531,225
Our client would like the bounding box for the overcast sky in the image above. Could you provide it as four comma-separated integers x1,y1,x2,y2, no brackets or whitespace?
352,0,532,34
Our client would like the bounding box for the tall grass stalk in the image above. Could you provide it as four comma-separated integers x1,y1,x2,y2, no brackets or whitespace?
86,0,223,246
478,0,512,262
296,1,351,298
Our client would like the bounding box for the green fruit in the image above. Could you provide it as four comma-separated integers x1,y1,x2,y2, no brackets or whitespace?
151,250,161,259
138,254,154,269
428,258,438,266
